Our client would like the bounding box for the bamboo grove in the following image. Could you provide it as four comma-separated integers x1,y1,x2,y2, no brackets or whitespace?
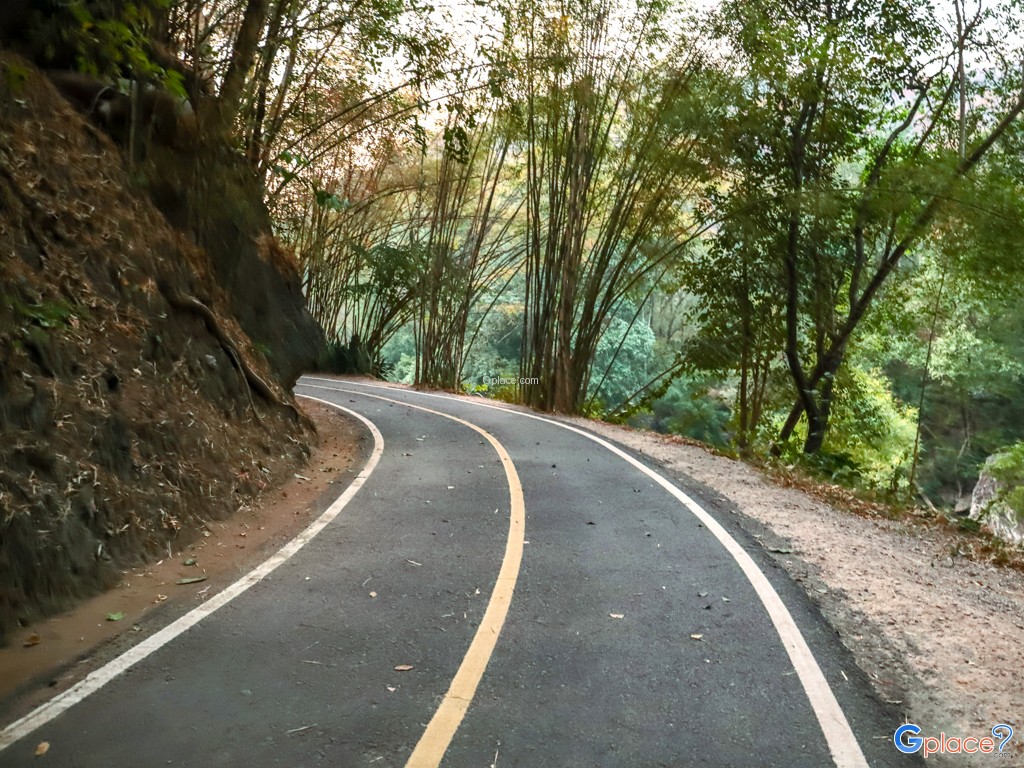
37,0,1024,501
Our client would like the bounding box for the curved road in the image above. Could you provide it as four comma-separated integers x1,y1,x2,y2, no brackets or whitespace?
0,377,918,767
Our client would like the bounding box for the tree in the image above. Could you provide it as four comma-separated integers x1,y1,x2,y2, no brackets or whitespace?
412,103,523,389
507,0,719,412
714,0,1024,454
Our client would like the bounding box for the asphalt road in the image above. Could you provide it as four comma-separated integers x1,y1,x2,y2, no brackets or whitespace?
0,377,922,767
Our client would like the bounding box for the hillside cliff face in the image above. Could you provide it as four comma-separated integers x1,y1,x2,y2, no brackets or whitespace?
0,54,320,642
144,140,325,388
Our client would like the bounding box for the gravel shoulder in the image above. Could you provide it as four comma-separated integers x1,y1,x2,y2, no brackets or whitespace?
569,417,1024,766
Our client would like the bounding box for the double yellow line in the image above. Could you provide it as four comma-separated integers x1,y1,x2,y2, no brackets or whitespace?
303,385,525,768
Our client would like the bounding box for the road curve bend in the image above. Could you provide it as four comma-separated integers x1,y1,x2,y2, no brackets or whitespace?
0,376,917,768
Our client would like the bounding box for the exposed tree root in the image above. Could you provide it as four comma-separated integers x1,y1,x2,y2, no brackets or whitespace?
160,284,308,426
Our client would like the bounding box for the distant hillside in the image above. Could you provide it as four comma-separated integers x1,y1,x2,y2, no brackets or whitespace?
0,53,321,643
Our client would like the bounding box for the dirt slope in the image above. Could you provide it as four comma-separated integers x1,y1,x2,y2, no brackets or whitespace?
0,54,314,643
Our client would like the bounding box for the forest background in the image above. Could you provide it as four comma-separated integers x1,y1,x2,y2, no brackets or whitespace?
23,0,1024,512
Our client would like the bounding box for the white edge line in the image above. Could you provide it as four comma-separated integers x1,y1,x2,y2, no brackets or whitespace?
0,397,384,752
300,376,869,768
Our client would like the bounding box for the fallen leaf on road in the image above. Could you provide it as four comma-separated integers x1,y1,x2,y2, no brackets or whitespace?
154,594,168,602
406,560,422,567
698,591,708,597
105,612,125,622
609,613,624,619
767,547,794,554
176,576,207,585
386,686,396,692
23,634,41,648
369,591,377,598
394,664,414,672
183,558,197,566
35,741,49,756
690,634,704,641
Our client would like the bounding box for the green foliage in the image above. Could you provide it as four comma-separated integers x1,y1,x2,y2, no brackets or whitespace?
772,364,916,490
699,0,1024,456
52,1,170,79
11,297,76,329
824,365,917,490
459,303,523,390
857,244,1024,503
644,375,731,447
1,61,30,95
587,315,657,413
988,442,1024,521
314,190,349,212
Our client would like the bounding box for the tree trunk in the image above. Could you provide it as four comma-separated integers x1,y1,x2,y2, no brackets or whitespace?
737,301,751,451
215,0,272,135
246,0,288,168
802,366,835,453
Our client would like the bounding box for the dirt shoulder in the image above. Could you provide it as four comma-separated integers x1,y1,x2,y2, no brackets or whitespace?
570,417,1024,766
0,399,366,721
0,54,319,643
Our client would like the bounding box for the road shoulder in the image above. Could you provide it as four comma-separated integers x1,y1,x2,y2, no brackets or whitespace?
0,399,368,723
568,416,1024,767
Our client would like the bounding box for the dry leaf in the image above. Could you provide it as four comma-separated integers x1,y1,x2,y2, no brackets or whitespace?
690,634,703,641
369,591,377,598
386,686,396,692
394,664,414,672
35,741,50,756
154,594,168,602
23,634,41,648
609,613,624,619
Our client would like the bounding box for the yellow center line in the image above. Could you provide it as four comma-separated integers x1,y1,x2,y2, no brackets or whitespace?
304,377,870,768
301,384,525,768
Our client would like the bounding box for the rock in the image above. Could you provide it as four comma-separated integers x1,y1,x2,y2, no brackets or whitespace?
969,454,1024,545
